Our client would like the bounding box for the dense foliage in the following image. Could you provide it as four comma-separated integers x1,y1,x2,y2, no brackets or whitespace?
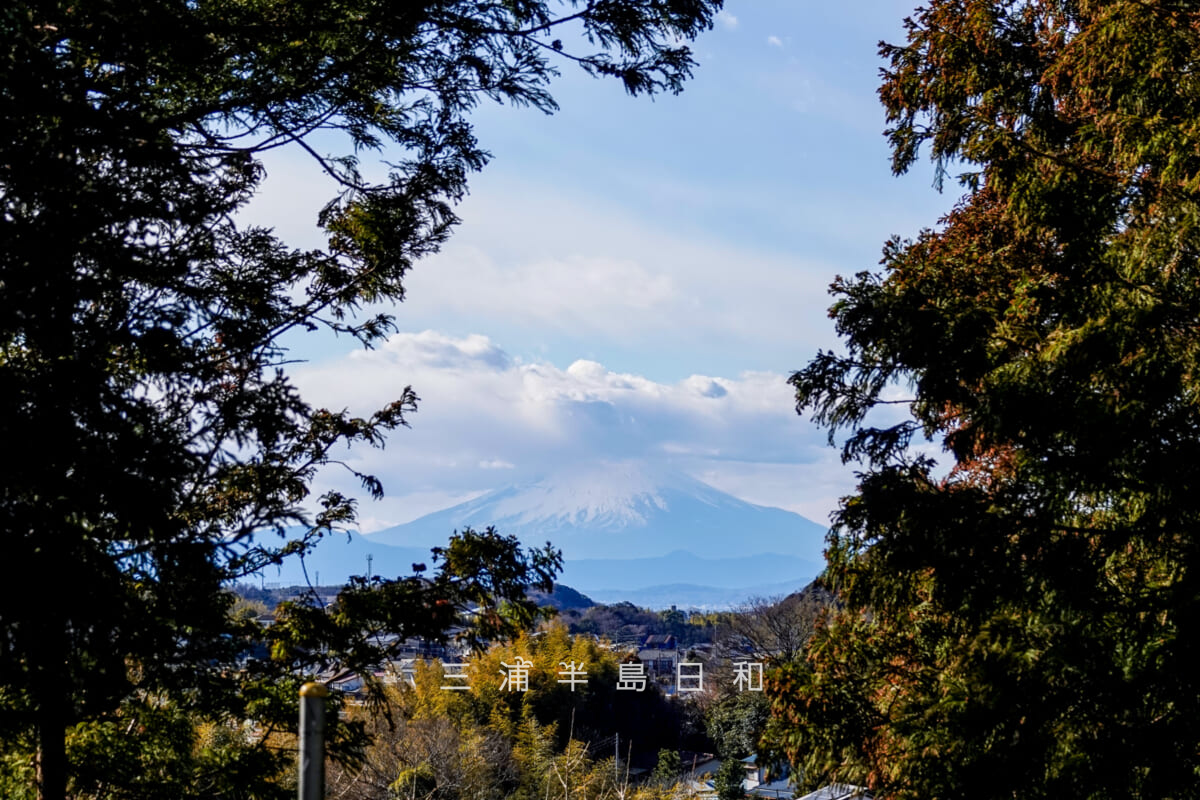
565,601,729,646
0,0,723,796
769,1,1200,798
327,623,718,800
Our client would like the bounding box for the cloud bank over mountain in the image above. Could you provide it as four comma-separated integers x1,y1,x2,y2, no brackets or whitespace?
291,331,853,532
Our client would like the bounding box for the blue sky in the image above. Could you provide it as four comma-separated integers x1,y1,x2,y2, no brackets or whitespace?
243,1,958,534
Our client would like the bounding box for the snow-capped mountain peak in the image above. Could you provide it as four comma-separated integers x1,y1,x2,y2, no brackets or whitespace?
367,462,825,560
488,463,680,527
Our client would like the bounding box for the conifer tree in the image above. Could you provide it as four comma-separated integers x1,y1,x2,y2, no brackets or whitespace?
770,2,1200,797
0,0,723,796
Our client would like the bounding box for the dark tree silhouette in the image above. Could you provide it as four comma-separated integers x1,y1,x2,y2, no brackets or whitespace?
0,0,723,796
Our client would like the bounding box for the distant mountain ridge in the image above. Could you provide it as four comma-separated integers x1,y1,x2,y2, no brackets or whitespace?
255,463,829,608
558,550,823,590
584,580,813,610
365,463,827,561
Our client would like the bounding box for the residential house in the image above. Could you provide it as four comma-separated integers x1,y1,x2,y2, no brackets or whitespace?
638,634,679,678
742,754,796,800
794,786,871,800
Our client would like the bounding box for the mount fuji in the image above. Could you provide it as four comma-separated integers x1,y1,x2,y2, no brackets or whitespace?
366,463,827,561
259,463,830,607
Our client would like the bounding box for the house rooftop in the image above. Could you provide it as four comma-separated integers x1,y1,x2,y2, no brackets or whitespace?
749,778,796,799
795,785,871,800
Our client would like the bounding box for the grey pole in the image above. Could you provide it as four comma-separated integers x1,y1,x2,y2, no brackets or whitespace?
299,682,329,800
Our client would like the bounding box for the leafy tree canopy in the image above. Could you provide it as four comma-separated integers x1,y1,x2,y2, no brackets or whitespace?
650,747,681,785
0,0,723,796
712,756,746,800
768,1,1200,798
704,691,769,761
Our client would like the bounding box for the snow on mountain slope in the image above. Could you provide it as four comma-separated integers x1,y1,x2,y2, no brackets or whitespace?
366,462,828,560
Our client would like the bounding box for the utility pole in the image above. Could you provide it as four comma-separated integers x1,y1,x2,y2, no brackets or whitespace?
299,682,328,800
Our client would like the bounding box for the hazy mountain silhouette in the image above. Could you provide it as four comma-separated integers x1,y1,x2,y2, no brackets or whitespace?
366,462,828,560
256,463,829,606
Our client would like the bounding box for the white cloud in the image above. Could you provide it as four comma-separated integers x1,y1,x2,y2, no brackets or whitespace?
767,35,784,48
241,154,929,378
405,249,679,337
394,183,840,358
716,10,738,29
293,331,847,530
353,489,490,532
